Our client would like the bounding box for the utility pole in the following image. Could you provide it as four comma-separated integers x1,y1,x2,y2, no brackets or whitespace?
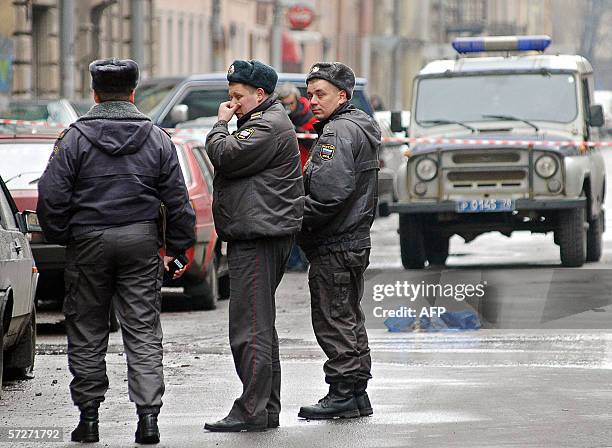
211,0,224,72
60,0,75,99
391,0,402,111
130,0,145,68
271,0,283,70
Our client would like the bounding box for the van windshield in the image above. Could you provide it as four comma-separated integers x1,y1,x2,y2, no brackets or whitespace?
415,73,579,125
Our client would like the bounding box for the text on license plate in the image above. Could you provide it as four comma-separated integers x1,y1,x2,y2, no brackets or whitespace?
456,199,514,213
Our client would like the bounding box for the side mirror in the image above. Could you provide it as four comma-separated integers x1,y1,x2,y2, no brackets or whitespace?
18,210,42,233
390,111,405,134
589,104,605,128
170,104,189,124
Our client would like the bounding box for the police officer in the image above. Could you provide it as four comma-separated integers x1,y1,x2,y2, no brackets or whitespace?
297,62,381,419
37,58,195,444
204,60,304,432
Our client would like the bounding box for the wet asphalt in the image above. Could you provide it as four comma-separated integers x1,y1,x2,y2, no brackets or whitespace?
3,150,612,447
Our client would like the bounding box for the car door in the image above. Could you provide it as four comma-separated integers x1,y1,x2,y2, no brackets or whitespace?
0,177,33,332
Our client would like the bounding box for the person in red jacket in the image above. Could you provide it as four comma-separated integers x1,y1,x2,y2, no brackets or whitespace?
277,83,317,271
277,83,317,170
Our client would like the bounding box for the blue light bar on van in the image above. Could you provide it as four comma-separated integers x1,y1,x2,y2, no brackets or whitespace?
452,35,552,53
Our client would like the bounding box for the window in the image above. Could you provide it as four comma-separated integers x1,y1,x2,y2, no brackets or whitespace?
192,147,214,194
175,144,193,187
161,87,229,127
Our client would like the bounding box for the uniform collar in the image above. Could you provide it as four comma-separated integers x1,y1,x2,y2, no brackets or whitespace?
237,94,278,128
313,102,353,135
78,100,150,122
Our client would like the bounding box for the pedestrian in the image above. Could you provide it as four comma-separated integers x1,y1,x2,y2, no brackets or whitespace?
276,82,317,272
37,58,195,444
276,82,318,168
297,62,381,419
204,60,304,432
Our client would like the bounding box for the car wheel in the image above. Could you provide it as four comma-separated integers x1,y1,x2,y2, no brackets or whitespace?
557,205,587,267
424,231,449,266
586,210,604,262
191,255,219,311
4,307,36,380
399,214,426,269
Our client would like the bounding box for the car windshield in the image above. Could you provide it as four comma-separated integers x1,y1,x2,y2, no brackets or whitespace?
135,81,180,115
415,73,579,125
0,142,53,190
0,100,74,124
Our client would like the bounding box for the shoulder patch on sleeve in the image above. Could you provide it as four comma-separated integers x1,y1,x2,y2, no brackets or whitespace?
236,127,255,141
320,143,335,160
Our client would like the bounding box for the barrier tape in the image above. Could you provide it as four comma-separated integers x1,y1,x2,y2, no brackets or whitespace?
0,118,65,127
3,119,611,148
174,128,612,148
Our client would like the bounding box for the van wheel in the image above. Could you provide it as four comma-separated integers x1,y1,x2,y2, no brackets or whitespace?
586,210,603,262
4,308,36,380
399,214,426,269
557,206,587,267
191,256,219,311
424,231,449,266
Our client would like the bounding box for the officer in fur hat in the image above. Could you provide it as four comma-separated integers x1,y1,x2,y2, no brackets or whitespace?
37,58,195,444
204,60,304,432
297,62,381,420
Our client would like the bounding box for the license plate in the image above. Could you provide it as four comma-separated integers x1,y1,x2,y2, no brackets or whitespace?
456,199,514,213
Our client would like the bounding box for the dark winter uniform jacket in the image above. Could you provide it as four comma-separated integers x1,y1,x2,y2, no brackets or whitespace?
37,100,195,257
298,102,381,256
205,95,305,242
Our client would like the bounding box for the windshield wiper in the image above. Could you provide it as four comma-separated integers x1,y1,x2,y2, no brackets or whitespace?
5,171,41,184
482,114,539,132
421,119,477,133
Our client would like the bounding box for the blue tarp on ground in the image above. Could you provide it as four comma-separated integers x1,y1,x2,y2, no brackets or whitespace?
384,310,481,332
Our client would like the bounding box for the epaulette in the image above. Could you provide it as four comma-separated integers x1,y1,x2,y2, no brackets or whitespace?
251,111,263,119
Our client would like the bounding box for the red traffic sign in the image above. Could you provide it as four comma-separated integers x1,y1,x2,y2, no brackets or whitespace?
287,5,314,30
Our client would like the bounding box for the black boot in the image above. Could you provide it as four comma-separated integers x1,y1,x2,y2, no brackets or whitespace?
298,382,360,420
135,414,160,444
71,407,99,443
354,380,373,416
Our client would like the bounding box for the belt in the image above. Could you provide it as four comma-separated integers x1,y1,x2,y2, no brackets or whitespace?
70,221,157,238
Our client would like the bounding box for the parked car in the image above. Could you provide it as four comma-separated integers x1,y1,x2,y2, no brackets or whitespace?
0,134,66,305
0,175,38,392
164,137,227,310
135,73,374,128
374,111,411,216
0,99,79,126
0,132,226,312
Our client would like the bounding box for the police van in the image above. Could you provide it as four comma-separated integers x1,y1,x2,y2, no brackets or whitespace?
390,36,607,269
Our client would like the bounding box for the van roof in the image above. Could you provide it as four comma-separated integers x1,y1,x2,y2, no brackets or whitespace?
419,54,593,76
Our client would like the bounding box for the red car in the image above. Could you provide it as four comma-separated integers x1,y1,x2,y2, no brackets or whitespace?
0,131,225,311
162,137,226,310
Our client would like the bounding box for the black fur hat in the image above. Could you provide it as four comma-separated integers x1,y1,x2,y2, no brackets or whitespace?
89,58,139,93
306,62,355,99
227,60,278,94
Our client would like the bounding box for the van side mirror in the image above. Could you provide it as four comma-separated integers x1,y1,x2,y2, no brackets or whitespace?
390,111,405,133
589,104,605,128
170,104,189,124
